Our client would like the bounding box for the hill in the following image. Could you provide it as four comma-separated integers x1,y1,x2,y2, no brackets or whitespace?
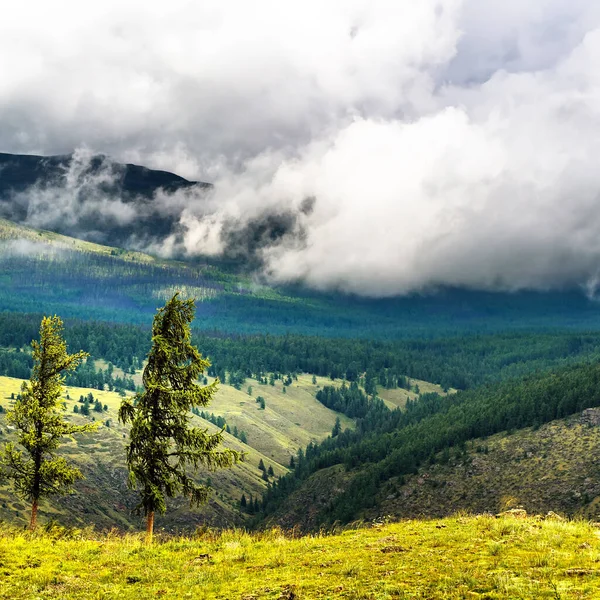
375,407,600,521
261,360,600,529
1,514,599,599
0,151,210,249
0,373,352,532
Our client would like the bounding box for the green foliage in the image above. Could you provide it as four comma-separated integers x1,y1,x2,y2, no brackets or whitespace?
118,294,242,519
331,417,341,438
0,316,96,524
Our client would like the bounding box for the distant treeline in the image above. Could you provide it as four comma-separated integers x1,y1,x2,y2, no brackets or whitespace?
3,312,600,390
260,361,600,525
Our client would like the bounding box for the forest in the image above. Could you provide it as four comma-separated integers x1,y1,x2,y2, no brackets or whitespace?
3,311,600,390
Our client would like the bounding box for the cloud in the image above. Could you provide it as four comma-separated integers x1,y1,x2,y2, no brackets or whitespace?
2,1,600,295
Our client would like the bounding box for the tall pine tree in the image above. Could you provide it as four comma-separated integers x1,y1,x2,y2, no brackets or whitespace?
0,316,95,530
118,293,242,542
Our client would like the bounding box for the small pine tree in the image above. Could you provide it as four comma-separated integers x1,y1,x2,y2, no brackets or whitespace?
118,293,242,543
239,431,247,444
267,465,274,477
73,405,79,414
0,316,96,530
289,455,296,469
261,470,269,482
240,494,247,509
331,416,341,437
258,458,266,472
312,375,317,385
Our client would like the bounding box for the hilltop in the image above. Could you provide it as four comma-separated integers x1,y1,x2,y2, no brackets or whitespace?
1,514,599,599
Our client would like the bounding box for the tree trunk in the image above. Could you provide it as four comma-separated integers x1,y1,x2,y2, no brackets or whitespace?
29,498,38,531
146,511,155,543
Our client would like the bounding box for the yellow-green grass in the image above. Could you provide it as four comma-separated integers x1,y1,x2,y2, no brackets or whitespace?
1,514,599,599
0,218,155,264
206,374,354,466
377,378,455,410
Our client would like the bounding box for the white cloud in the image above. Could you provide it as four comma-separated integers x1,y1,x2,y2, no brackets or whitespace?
2,1,600,295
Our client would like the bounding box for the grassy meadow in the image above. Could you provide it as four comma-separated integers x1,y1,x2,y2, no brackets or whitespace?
1,514,599,599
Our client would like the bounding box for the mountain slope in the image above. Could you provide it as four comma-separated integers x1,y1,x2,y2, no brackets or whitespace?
0,151,211,248
0,373,352,531
0,152,207,198
374,408,600,520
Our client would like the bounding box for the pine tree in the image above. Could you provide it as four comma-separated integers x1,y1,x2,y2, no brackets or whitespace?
258,458,266,472
0,316,95,530
118,293,242,543
331,416,342,437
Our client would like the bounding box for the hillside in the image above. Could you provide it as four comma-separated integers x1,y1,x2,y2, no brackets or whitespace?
270,408,600,531
3,211,600,337
261,361,600,529
0,151,210,249
1,514,599,599
375,408,600,521
0,374,352,532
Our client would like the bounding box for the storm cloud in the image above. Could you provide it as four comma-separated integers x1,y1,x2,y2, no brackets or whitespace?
2,1,600,295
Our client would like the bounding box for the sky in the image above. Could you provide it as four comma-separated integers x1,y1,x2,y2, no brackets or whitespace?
2,0,600,296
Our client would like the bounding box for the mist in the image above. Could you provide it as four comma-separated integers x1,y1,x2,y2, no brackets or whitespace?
3,1,600,296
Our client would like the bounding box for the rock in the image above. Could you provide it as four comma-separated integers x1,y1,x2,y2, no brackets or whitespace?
545,511,566,521
496,508,527,518
580,408,600,426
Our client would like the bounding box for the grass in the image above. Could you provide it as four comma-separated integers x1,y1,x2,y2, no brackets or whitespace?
376,378,454,410
1,514,600,598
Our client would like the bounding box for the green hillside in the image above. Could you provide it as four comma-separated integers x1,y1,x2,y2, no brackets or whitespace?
375,408,600,521
0,374,352,532
1,514,599,599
